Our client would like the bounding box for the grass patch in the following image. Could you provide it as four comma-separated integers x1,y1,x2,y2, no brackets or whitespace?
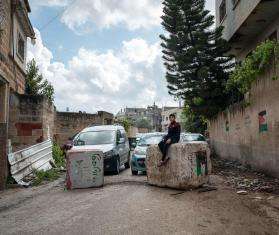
32,168,60,186
52,143,65,168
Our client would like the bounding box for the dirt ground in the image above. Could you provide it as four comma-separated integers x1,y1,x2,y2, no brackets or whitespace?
0,158,279,235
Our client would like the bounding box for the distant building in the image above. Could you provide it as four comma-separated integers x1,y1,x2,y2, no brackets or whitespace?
216,0,279,60
116,103,162,131
161,107,183,132
0,0,35,190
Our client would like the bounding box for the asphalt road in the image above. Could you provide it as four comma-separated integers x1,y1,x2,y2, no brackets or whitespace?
0,168,279,235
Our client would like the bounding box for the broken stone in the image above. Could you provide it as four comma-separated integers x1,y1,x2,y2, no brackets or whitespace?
237,190,248,195
146,142,211,190
267,196,275,200
252,196,262,200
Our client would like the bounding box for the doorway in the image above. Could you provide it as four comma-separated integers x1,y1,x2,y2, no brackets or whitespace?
0,77,9,190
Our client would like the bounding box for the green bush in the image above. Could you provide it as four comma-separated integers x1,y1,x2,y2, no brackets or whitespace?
32,169,60,186
52,143,65,168
227,40,279,95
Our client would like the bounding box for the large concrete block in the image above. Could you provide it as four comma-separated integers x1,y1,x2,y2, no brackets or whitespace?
66,150,104,190
146,142,211,189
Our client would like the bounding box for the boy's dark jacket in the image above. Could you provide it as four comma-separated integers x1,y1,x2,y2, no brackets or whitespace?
165,121,181,143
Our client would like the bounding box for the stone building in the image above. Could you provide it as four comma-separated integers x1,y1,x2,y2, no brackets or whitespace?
116,103,162,131
0,0,35,190
209,0,279,177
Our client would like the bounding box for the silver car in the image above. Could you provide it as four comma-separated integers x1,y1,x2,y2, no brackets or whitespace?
72,125,130,174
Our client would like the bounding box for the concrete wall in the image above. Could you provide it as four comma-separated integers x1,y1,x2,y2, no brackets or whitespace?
54,111,114,146
209,65,279,177
8,93,114,149
8,93,55,152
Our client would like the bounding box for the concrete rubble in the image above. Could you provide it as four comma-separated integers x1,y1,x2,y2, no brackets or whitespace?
146,142,211,190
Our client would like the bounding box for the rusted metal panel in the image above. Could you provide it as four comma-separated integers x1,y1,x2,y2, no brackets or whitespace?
8,139,53,185
66,150,104,189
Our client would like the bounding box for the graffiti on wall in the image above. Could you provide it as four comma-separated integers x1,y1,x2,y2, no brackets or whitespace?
259,110,268,133
196,151,208,176
225,121,229,132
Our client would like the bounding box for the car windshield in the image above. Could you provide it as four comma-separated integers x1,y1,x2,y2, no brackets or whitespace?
182,134,206,142
138,135,163,146
75,130,115,146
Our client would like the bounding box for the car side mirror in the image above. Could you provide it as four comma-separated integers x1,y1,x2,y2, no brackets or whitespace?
75,140,85,146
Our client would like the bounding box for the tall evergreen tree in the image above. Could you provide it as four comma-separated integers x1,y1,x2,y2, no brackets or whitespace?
161,0,236,119
26,59,54,103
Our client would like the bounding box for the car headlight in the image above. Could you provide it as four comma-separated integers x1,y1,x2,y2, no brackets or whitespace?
134,148,146,155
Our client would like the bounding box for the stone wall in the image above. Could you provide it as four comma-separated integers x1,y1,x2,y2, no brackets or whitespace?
8,93,55,151
54,111,114,146
209,65,279,177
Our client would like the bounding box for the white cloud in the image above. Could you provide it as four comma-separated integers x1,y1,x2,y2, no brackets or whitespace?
122,38,161,67
31,0,162,32
27,29,177,114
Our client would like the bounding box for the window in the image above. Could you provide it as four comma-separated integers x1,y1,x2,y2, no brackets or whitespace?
74,131,116,146
120,130,127,141
219,0,226,23
17,32,25,61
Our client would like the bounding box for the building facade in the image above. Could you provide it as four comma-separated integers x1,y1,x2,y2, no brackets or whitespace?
0,0,35,190
116,104,162,132
216,0,279,60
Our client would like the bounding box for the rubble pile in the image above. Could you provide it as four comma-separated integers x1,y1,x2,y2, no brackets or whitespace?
213,158,279,194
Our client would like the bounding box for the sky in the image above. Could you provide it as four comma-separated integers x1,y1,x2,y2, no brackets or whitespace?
27,0,215,114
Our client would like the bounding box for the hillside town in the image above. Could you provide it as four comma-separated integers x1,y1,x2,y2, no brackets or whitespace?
1,0,279,234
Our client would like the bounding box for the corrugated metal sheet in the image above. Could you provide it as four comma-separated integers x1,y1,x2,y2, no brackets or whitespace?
8,139,53,185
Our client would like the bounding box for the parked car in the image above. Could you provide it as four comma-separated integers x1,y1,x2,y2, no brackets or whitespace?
131,133,164,175
72,125,130,174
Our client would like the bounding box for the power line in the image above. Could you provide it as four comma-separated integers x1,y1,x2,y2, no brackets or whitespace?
39,0,78,31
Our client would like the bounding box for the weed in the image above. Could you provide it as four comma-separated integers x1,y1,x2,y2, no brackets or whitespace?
32,169,60,186
52,143,65,168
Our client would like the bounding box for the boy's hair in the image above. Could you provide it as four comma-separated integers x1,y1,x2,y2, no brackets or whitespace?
169,113,176,118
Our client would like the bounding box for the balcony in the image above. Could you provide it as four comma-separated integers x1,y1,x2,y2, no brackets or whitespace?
218,0,279,57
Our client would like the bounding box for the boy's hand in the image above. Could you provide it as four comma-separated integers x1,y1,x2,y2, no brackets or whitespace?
166,139,171,144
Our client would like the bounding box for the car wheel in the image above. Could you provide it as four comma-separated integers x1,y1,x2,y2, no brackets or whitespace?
124,154,130,169
131,169,138,175
114,158,120,175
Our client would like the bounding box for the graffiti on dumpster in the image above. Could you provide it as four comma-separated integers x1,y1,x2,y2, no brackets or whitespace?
91,154,102,178
195,151,208,176
67,151,104,189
